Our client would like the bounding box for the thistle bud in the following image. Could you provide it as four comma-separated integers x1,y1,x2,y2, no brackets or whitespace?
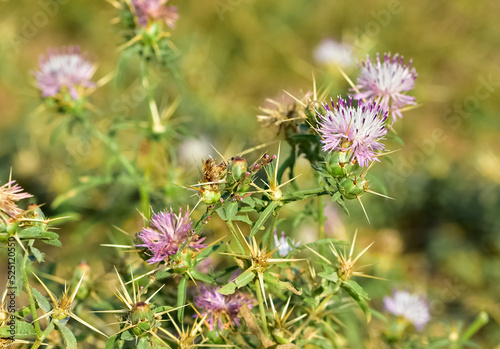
339,176,368,199
327,151,359,178
230,157,248,182
131,302,153,325
202,189,222,205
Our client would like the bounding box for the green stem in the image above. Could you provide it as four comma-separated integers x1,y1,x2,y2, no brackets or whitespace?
31,323,54,349
281,187,330,203
254,278,269,338
317,196,325,240
22,249,42,338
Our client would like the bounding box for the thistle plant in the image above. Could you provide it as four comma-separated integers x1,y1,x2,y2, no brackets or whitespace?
1,1,491,347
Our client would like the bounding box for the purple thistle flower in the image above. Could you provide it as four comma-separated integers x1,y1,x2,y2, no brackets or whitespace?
351,53,417,121
316,97,389,167
132,0,179,29
273,229,300,257
384,289,430,331
0,181,32,218
33,46,96,100
136,208,206,264
195,286,253,331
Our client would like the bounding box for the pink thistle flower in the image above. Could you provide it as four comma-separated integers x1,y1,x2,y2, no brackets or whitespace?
384,289,430,331
132,0,179,29
136,208,206,264
0,181,32,218
351,53,417,121
33,46,96,100
195,286,253,331
316,97,388,167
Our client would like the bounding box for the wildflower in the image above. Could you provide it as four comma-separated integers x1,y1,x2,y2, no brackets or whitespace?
132,0,179,28
313,39,354,68
195,286,253,331
273,230,300,257
0,180,32,219
351,53,417,121
316,97,388,167
33,46,96,100
384,289,430,331
136,208,206,264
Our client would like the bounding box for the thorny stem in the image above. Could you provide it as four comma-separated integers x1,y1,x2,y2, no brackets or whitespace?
22,247,42,339
254,278,269,338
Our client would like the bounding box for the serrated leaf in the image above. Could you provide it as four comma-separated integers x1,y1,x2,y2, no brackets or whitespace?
60,324,78,349
263,273,302,295
31,287,52,312
218,270,255,295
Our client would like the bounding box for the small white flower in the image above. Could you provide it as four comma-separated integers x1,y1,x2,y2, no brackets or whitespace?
273,230,300,257
384,289,430,331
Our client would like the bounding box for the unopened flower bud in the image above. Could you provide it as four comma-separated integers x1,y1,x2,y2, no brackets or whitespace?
230,157,248,182
327,151,359,178
339,176,368,200
202,190,222,205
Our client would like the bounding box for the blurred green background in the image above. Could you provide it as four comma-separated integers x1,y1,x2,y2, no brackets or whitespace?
1,0,500,347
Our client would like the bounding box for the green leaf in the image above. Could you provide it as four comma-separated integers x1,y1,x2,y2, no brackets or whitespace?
190,270,215,284
30,245,45,263
263,273,302,295
241,197,255,208
218,270,255,295
137,337,149,349
330,191,341,202
60,324,78,349
216,207,227,221
335,198,350,216
120,329,135,341
298,238,347,250
31,287,52,312
341,280,371,320
231,214,253,225
0,320,36,339
250,201,280,237
177,276,188,322
225,201,238,220
318,271,339,283
105,335,119,349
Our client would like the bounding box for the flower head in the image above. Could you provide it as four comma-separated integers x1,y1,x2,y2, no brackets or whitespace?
273,230,300,257
351,53,417,121
195,286,253,331
132,0,178,28
34,46,96,100
384,289,430,331
136,208,206,264
0,180,32,219
316,97,388,167
314,39,354,68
